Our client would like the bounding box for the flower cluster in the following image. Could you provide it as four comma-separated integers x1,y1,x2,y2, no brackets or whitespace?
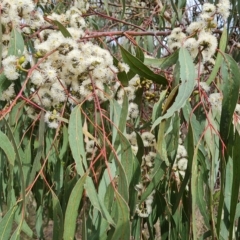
168,1,230,63
208,93,222,113
173,143,188,183
173,132,188,183
1,1,129,129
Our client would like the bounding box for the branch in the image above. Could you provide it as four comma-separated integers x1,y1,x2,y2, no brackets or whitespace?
83,30,171,40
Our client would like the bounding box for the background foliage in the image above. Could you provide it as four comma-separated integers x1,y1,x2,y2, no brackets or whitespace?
0,0,240,239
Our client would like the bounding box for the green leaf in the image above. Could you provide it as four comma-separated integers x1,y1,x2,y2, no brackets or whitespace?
120,0,126,19
117,71,129,87
0,73,12,99
144,50,179,69
139,158,167,204
136,46,144,62
68,105,87,176
111,192,130,240
59,124,69,160
190,121,201,239
63,172,88,240
220,54,240,145
85,177,115,227
120,45,168,85
52,194,64,240
29,111,45,183
8,28,24,56
0,131,15,166
206,27,227,85
52,20,72,38
0,205,17,240
151,47,195,130
229,132,240,239
14,213,33,238
103,0,110,16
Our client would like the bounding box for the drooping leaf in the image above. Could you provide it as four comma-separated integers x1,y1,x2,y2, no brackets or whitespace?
120,45,168,85
0,205,17,240
135,46,144,62
85,177,115,227
206,27,227,85
68,105,87,176
0,73,12,99
8,28,24,56
63,172,88,240
229,132,240,239
52,20,72,38
29,111,45,183
144,50,179,69
120,0,125,19
52,194,63,240
111,192,130,240
151,47,195,130
14,213,33,239
117,71,129,87
220,54,240,145
0,131,15,166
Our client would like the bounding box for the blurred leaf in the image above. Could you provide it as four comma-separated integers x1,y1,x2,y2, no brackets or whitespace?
206,27,227,85
136,46,144,62
0,73,11,99
151,48,195,130
52,194,63,240
0,131,15,166
52,20,72,38
8,28,24,56
14,213,33,238
59,124,69,160
111,192,130,240
229,132,240,239
10,228,20,240
196,167,210,229
120,45,168,85
144,50,178,69
139,159,166,204
220,54,240,145
63,172,88,240
190,121,200,239
85,177,115,227
120,0,125,19
103,0,110,16
0,205,17,240
29,111,45,183
68,105,87,176
117,71,129,87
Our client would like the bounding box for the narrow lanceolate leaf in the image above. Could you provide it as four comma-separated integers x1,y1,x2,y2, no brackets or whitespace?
52,194,64,240
52,20,72,38
111,192,130,240
120,0,125,19
85,177,115,227
68,105,87,176
229,132,240,239
206,27,227,85
8,28,24,56
220,54,240,144
0,73,11,99
63,173,88,240
151,47,195,130
120,45,168,85
190,122,200,240
0,131,15,166
0,205,17,240
144,50,179,69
